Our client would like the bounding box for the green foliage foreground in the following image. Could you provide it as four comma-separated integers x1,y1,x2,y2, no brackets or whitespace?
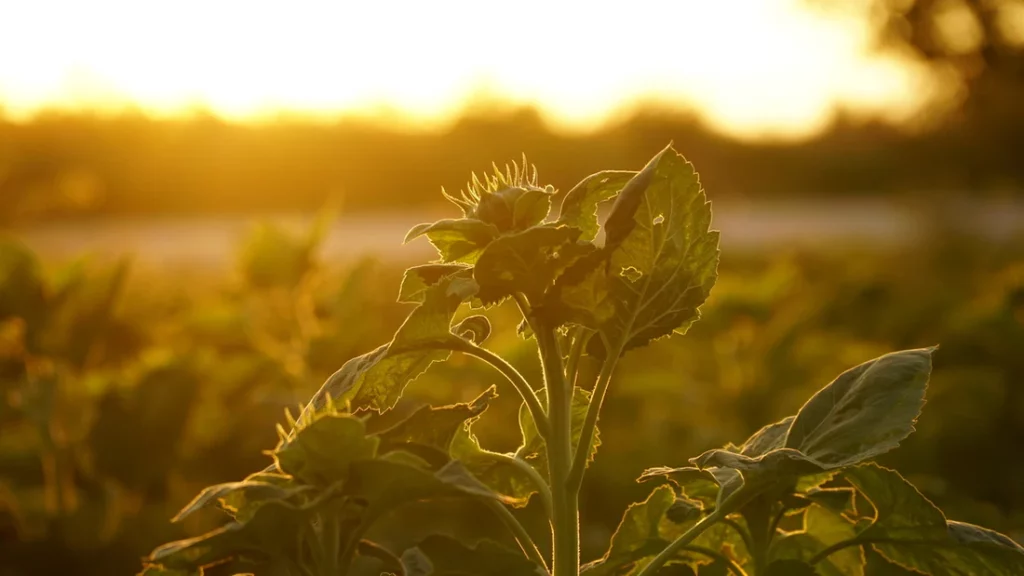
140,146,1024,575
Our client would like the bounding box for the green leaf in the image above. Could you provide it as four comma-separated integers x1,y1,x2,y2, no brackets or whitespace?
582,485,677,575
300,276,469,415
404,218,500,263
844,464,1024,575
636,466,722,507
170,479,309,523
398,264,474,303
345,458,505,523
449,417,537,507
518,386,599,472
557,170,637,242
739,416,795,457
555,146,719,355
785,348,934,468
473,225,592,305
801,488,856,517
771,504,865,576
403,535,547,575
148,497,323,571
274,414,379,486
376,386,496,462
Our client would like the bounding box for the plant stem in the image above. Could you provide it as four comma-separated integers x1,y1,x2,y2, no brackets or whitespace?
722,517,754,556
635,497,736,576
444,337,549,440
486,499,550,572
537,323,578,576
567,338,621,493
564,327,592,387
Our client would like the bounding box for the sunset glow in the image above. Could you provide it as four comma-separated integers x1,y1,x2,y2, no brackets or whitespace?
0,0,940,138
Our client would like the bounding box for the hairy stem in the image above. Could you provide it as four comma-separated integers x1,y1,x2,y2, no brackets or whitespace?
564,327,593,387
486,500,550,572
537,323,578,576
567,336,622,493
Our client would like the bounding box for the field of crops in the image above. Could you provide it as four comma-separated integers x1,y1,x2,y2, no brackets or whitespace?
2,151,1024,575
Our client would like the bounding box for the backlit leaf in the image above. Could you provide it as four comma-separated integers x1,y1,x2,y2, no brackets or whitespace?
771,504,864,576
398,264,474,303
473,225,592,305
170,479,309,523
784,348,933,468
449,417,537,507
376,386,496,460
844,464,1024,575
557,170,637,242
299,276,469,415
581,485,676,576
553,146,719,355
405,218,500,263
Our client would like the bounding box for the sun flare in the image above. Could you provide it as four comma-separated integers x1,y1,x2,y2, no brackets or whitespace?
0,0,938,138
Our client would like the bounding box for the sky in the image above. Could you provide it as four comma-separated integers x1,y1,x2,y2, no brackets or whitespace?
0,0,941,139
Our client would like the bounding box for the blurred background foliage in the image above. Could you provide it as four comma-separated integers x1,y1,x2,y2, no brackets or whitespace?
1,214,1022,575
2,0,1024,574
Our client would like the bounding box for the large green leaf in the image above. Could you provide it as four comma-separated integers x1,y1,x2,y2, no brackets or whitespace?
557,170,637,241
404,218,500,263
785,348,934,468
146,497,323,572
518,386,599,473
473,225,593,305
844,464,1024,575
170,479,309,523
553,146,719,355
637,466,721,507
274,414,379,486
771,504,865,576
402,534,547,575
299,276,469,415
449,417,537,507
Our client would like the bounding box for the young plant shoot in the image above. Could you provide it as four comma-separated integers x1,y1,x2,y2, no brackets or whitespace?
142,146,1024,576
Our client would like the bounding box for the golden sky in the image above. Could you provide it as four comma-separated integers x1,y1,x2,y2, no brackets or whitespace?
0,0,941,139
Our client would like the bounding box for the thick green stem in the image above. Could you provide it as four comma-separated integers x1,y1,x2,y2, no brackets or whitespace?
486,500,550,572
742,497,774,575
537,323,578,576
